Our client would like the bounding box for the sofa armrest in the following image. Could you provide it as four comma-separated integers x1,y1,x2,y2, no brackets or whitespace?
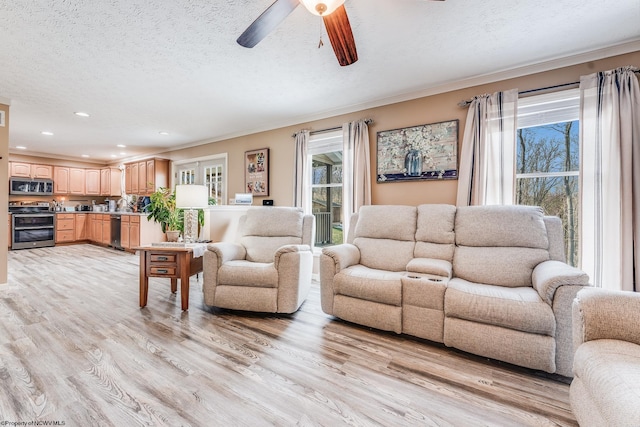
206,242,247,266
532,260,590,305
274,244,311,269
274,245,313,313
321,243,360,273
573,288,640,348
319,243,360,315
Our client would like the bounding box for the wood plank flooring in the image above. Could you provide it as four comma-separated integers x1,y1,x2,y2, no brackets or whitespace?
1,244,577,426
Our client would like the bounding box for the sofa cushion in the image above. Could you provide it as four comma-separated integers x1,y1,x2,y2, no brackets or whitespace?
455,205,549,249
454,246,549,288
218,260,278,287
334,265,404,306
354,205,417,241
406,258,452,278
240,236,303,263
445,278,556,336
354,237,415,272
415,204,456,244
573,339,640,426
242,207,304,238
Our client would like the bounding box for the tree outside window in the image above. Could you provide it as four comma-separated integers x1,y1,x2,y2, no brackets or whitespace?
516,121,579,266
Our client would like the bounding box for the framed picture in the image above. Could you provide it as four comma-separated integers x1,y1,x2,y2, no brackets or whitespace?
245,148,269,196
376,119,458,183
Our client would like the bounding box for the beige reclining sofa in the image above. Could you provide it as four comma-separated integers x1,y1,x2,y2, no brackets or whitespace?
320,204,591,377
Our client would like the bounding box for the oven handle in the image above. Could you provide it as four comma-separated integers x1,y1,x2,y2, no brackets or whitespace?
14,225,55,230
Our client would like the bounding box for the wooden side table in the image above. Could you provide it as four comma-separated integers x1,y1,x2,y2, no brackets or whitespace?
136,245,204,310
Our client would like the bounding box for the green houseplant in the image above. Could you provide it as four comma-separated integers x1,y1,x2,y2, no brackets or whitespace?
147,187,183,241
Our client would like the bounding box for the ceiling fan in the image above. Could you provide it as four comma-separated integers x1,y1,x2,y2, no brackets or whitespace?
237,0,445,67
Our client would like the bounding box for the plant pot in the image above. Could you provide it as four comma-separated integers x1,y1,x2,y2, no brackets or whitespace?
166,230,180,242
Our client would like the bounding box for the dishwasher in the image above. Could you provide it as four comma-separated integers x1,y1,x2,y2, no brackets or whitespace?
110,214,123,250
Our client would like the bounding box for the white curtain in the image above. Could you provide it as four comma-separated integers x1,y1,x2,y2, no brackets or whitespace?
580,66,640,291
456,89,518,206
342,119,371,239
293,130,310,210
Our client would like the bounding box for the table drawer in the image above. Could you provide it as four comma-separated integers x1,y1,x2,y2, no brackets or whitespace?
150,266,176,276
150,254,177,263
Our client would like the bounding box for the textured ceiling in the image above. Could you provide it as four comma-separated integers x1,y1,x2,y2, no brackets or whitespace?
1,0,639,162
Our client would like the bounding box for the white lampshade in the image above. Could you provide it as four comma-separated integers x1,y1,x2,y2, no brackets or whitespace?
300,0,345,16
175,185,208,209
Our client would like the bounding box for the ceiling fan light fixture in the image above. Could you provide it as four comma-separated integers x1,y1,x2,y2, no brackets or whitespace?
300,0,345,16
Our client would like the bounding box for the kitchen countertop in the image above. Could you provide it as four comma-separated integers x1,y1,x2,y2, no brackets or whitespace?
55,211,148,215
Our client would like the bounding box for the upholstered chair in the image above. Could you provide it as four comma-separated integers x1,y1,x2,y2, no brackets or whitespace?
570,288,640,426
203,207,314,313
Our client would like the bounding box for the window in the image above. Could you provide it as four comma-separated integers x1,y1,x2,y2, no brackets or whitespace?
308,130,343,246
173,154,227,205
516,89,580,266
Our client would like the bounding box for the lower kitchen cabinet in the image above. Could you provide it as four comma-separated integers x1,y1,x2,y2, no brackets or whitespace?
75,214,87,241
53,213,164,250
55,214,75,243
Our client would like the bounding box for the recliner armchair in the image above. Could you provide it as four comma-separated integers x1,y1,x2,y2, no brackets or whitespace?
203,207,314,313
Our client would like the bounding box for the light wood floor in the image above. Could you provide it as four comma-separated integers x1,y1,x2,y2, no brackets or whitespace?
1,244,577,426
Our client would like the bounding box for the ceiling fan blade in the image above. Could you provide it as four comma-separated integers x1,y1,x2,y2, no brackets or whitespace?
323,5,358,67
237,0,299,48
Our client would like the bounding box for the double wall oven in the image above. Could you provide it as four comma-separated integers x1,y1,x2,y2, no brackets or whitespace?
9,204,55,250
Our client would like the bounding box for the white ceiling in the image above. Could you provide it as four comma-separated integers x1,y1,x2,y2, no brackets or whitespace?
1,0,639,163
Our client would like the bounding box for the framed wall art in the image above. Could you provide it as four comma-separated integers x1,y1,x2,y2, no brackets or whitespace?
376,119,458,183
245,147,269,196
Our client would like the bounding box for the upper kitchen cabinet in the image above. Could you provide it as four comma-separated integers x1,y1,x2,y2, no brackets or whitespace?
10,162,53,179
85,169,101,196
101,167,122,197
55,166,86,195
124,158,169,195
69,168,86,195
54,167,70,194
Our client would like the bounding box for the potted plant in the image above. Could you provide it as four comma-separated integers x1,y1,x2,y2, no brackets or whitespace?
146,187,183,242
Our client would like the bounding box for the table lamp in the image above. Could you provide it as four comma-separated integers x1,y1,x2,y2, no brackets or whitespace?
175,184,208,243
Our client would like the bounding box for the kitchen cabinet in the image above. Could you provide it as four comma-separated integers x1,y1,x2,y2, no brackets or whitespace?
90,214,102,243
75,214,87,241
55,214,75,243
124,158,169,196
10,162,53,179
138,161,147,195
121,215,130,249
124,164,132,194
54,167,70,194
121,215,142,250
69,168,86,195
145,158,169,194
101,214,110,245
85,169,101,195
130,162,139,194
130,216,141,247
101,167,122,197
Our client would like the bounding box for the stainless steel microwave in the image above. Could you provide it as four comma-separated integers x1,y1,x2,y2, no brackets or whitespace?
9,177,54,196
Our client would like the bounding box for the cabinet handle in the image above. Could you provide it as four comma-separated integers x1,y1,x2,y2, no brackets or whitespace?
158,256,168,261
157,269,168,273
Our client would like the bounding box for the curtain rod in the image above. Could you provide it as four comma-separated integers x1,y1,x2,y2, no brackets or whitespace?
457,69,640,107
292,118,373,138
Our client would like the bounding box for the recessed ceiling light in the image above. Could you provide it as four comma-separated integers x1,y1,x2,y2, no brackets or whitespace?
16,146,27,150
81,154,90,158
116,144,126,148
110,154,117,158
74,111,90,117
119,152,126,155
41,131,53,136
159,131,169,135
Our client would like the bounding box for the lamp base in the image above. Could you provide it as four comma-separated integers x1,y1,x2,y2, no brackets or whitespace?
184,208,198,243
